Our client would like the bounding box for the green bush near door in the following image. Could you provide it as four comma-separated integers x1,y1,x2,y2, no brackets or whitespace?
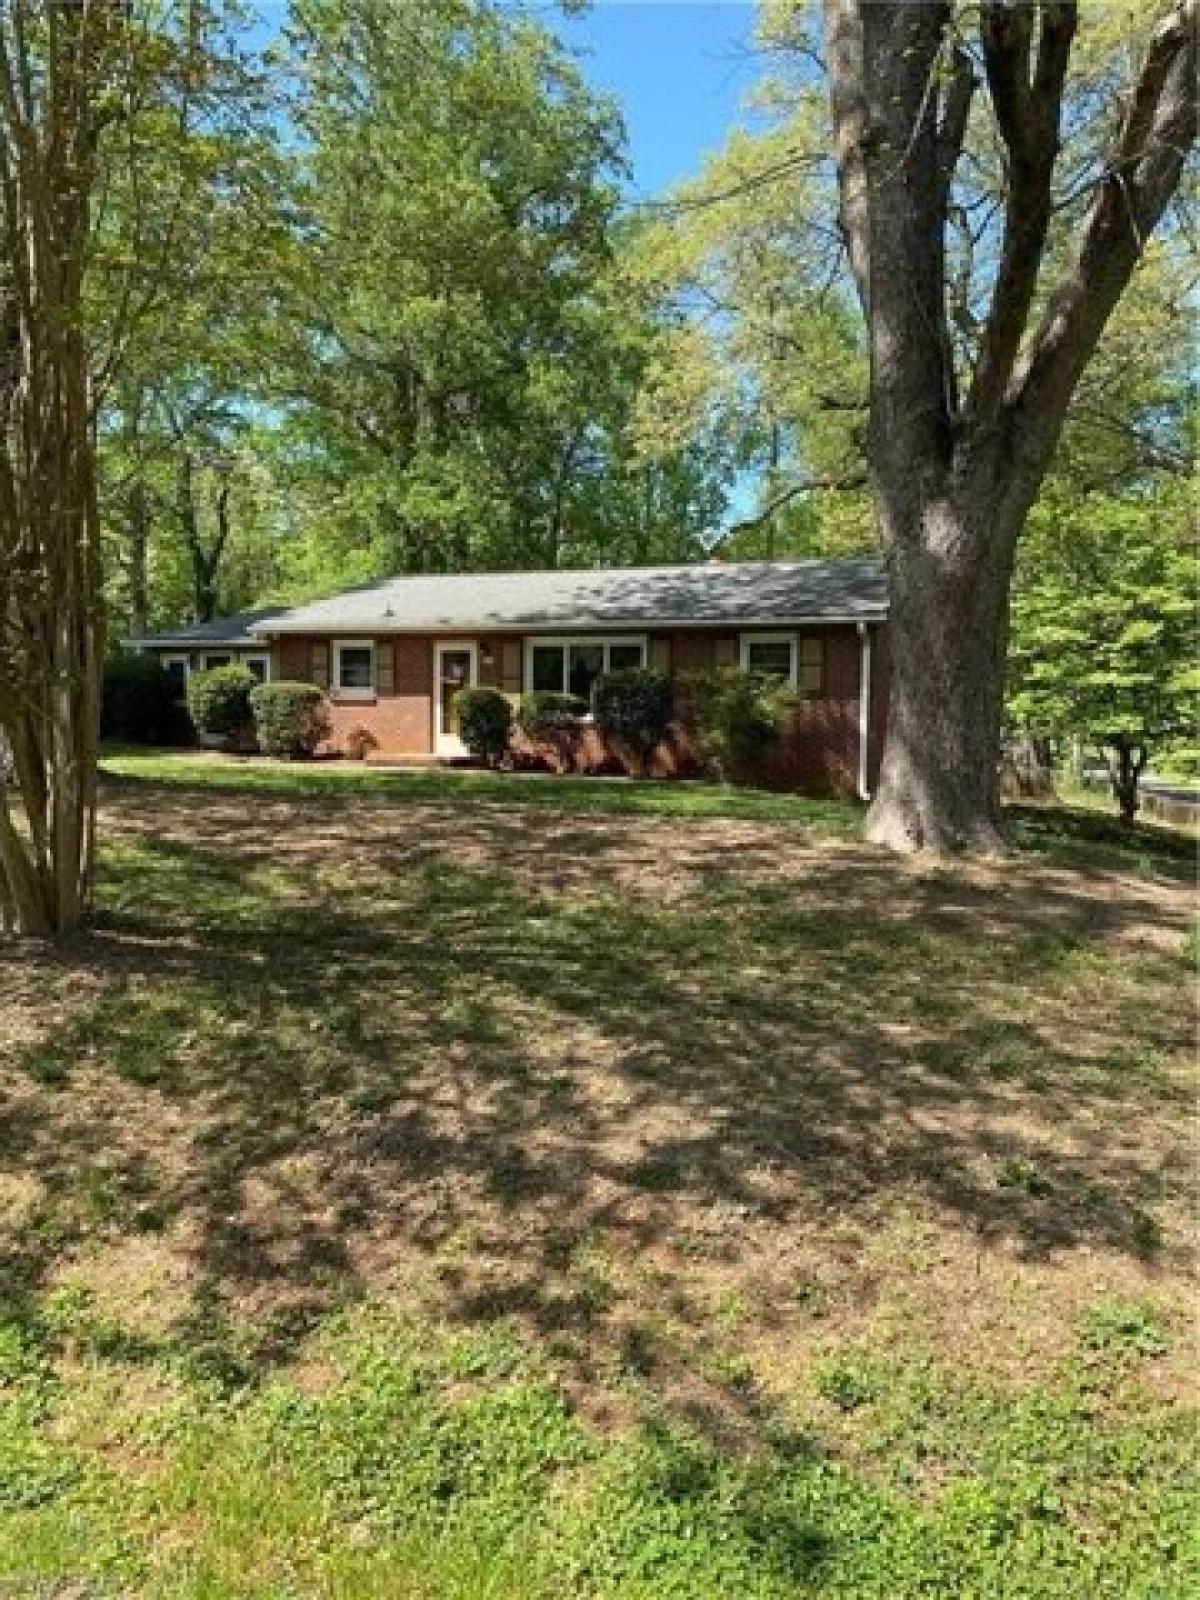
456,687,514,767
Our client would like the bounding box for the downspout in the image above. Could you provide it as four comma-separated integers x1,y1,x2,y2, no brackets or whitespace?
856,621,872,802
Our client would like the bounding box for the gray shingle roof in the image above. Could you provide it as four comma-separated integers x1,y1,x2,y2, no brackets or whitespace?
130,607,292,650
254,559,887,636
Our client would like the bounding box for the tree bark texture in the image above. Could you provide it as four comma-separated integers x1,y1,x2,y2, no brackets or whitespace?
823,0,1197,852
0,1,116,939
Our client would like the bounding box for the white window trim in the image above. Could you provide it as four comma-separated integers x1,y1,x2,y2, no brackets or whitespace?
522,635,648,696
200,651,235,673
332,637,376,700
243,651,271,684
739,632,798,687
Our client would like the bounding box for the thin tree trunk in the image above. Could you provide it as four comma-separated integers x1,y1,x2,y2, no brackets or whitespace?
177,449,225,624
127,476,149,637
122,385,150,636
1108,741,1145,825
1001,734,1056,800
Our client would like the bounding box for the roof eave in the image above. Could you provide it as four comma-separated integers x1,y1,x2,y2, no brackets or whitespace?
128,636,264,650
254,610,888,637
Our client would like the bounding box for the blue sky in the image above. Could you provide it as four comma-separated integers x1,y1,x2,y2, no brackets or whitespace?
556,1,761,197
252,2,761,200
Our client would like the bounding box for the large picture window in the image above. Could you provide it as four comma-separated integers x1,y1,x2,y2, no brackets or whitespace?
526,637,647,703
332,639,376,698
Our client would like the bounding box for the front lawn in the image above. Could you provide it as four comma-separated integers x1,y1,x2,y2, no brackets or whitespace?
0,763,1195,1597
98,745,864,829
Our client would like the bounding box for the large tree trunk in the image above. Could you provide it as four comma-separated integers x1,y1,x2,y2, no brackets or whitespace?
824,0,1197,854
866,486,1019,853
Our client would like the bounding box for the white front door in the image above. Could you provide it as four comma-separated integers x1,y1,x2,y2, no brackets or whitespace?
434,641,478,757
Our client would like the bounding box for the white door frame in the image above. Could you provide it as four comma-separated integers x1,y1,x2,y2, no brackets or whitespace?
433,640,478,757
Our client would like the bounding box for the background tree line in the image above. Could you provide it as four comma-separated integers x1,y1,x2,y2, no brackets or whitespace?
99,0,734,643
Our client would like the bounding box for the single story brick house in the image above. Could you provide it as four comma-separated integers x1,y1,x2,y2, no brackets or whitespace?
131,558,890,797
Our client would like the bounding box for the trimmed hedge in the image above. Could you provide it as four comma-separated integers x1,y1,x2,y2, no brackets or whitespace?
456,688,513,767
517,692,587,741
102,652,189,745
187,663,257,746
250,681,331,759
591,668,673,775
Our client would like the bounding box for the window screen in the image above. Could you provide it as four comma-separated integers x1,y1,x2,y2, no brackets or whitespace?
335,644,374,690
745,639,794,680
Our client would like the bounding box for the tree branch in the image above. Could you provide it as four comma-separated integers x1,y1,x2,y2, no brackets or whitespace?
1009,1,1198,466
936,45,977,211
968,1,1078,421
824,0,959,480
717,471,868,543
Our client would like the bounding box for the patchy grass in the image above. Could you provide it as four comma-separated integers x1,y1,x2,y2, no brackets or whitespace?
0,768,1195,1597
99,746,863,830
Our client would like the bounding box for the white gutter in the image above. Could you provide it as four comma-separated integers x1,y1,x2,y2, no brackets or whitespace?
856,621,873,802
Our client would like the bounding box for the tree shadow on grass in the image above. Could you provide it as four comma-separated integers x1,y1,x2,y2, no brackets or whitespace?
0,786,1193,1434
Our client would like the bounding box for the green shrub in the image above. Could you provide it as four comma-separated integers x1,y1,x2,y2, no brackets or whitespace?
250,681,331,759
690,668,795,783
517,691,588,772
456,688,513,768
517,691,588,740
592,668,673,775
101,652,188,745
186,663,257,747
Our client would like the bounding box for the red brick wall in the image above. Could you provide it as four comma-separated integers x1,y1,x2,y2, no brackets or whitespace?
261,624,890,796
274,635,433,755
764,626,860,794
